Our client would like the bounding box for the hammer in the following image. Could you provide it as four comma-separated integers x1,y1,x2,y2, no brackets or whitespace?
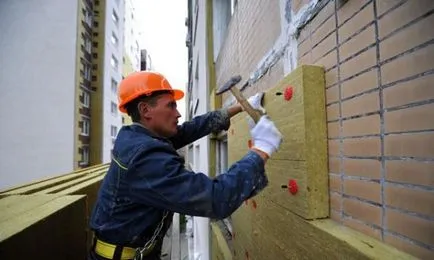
216,75,263,123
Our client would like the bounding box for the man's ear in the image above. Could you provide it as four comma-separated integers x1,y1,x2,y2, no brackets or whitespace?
138,101,152,119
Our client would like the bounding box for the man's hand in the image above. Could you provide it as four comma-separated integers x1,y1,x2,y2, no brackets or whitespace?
249,116,282,159
246,92,266,114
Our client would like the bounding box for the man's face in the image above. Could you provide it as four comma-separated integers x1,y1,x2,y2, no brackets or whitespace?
144,93,181,138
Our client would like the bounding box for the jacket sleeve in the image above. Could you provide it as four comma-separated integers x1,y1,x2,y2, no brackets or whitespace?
169,109,230,150
128,143,267,219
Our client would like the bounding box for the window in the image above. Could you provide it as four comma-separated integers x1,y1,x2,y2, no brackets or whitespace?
111,32,118,46
111,125,118,138
112,10,119,25
111,101,117,115
81,118,90,136
216,136,228,175
111,78,118,94
81,146,89,165
110,55,118,70
82,90,90,108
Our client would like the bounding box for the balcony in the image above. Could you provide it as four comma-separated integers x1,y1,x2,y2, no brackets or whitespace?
81,45,92,62
82,20,92,34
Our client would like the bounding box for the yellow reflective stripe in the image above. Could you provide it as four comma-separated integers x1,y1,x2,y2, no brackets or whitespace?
112,156,128,170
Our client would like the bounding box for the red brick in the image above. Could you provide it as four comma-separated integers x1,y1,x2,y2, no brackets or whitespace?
381,41,434,85
311,16,336,47
343,198,382,226
385,233,434,260
340,24,376,61
298,37,312,58
326,103,340,121
328,139,340,156
380,13,434,61
340,47,377,81
327,121,340,138
329,158,341,174
326,85,339,105
343,217,382,241
343,137,381,157
330,209,342,223
341,91,380,118
310,0,335,32
376,0,404,16
312,32,337,62
325,68,338,87
342,114,380,137
338,2,374,42
386,160,434,188
344,179,381,203
385,184,434,217
385,132,434,158
386,209,434,245
343,158,381,179
385,103,434,133
342,69,378,99
330,174,341,191
330,191,342,211
337,0,371,25
315,49,338,70
378,0,434,39
383,73,434,109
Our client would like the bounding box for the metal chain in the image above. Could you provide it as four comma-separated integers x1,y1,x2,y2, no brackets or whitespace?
134,211,170,260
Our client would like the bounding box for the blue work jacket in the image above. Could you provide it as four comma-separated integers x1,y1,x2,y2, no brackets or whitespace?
89,109,268,247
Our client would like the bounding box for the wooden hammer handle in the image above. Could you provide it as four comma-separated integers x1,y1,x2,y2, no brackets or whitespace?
230,87,263,123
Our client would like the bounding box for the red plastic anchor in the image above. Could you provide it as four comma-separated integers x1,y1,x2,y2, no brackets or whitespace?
251,199,257,209
284,86,294,101
248,139,252,148
288,179,298,195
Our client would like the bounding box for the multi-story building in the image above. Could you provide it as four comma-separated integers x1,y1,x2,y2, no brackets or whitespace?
186,0,434,260
120,0,140,126
90,0,125,164
0,0,125,190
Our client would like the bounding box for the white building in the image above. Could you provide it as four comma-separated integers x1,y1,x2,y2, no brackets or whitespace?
123,0,141,72
101,0,125,163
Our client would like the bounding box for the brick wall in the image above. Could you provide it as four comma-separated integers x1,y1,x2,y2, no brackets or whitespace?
298,0,434,258
216,0,433,258
215,0,283,103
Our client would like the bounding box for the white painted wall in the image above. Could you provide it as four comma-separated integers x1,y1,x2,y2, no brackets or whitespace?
102,0,125,163
0,0,78,190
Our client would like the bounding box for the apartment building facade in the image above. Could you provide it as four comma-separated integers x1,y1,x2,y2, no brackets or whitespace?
186,0,434,259
0,0,126,190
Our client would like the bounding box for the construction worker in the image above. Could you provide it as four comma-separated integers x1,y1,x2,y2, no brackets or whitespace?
88,71,282,260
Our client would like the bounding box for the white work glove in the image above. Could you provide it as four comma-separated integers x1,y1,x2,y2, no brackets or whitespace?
249,116,283,157
246,92,266,114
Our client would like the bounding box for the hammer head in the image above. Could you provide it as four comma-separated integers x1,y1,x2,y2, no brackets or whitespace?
216,75,242,95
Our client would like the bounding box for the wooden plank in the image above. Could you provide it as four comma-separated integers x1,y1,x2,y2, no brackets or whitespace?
0,195,87,260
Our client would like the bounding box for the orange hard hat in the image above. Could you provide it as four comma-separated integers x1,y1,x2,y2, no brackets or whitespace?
118,71,184,113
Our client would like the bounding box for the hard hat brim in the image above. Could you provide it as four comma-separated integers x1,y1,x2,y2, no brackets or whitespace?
119,88,185,113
